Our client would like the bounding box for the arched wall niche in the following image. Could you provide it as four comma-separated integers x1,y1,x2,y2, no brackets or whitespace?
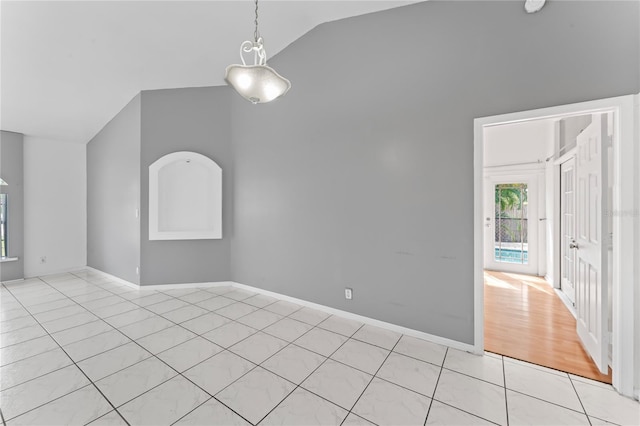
149,151,222,240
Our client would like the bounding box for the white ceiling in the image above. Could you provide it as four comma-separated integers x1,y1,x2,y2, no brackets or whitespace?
1,1,419,144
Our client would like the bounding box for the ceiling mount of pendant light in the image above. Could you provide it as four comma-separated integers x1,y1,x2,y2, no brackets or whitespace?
225,0,291,104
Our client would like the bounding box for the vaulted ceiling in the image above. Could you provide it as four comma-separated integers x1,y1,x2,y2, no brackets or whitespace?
1,1,419,144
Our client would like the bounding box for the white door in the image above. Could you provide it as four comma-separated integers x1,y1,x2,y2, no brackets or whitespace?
560,157,577,306
484,175,538,275
575,113,609,374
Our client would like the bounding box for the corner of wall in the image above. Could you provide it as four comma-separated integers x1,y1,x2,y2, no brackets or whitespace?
0,131,24,281
86,93,142,285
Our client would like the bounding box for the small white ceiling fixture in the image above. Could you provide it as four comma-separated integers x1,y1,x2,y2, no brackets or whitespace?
225,0,291,104
524,0,546,14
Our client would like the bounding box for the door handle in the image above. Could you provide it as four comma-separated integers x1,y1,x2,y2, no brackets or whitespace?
569,241,579,249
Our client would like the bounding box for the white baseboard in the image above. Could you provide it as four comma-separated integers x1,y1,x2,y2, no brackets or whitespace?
231,281,475,353
1,278,25,284
81,267,475,354
25,264,88,280
140,281,236,291
84,266,140,289
544,274,556,288
84,267,234,291
554,288,577,319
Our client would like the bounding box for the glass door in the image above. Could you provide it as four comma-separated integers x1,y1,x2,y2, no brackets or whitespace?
494,183,528,265
484,175,538,275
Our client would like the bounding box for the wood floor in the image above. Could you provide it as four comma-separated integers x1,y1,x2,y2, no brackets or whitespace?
484,270,612,383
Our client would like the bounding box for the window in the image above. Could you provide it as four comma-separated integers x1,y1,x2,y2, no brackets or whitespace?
494,183,528,264
0,193,7,258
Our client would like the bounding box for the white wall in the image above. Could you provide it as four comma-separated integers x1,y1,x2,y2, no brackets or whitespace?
545,123,559,286
483,119,554,167
24,137,86,277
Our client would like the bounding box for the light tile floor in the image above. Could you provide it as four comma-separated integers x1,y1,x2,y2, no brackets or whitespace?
1,270,639,426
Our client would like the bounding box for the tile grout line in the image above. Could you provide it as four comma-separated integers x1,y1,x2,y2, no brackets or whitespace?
338,334,403,425
1,287,393,369
1,278,131,426
69,272,401,361
423,346,448,426
36,275,252,425
7,274,419,426
196,316,368,425
502,353,509,426
165,310,361,426
252,322,369,425
7,272,562,426
160,302,328,425
500,360,599,416
11,275,440,424
186,307,341,422
506,388,595,417
58,280,322,425
427,399,502,426
567,373,593,425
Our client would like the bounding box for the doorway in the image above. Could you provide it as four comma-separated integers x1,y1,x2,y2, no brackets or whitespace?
481,115,611,382
473,95,638,397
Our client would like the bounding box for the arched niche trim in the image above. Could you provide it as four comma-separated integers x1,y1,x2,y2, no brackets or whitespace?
149,151,222,240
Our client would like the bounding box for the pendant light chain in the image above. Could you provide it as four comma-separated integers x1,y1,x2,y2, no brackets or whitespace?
254,0,260,42
224,0,291,104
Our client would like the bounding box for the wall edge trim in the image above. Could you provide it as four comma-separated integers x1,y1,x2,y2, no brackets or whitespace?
82,267,475,353
231,281,475,353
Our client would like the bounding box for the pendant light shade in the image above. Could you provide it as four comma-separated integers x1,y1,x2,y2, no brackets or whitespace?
225,1,291,104
225,40,291,104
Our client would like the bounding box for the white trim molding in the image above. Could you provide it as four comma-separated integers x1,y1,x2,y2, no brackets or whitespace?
474,94,638,398
84,266,140,289
230,282,476,353
82,266,475,354
84,267,234,291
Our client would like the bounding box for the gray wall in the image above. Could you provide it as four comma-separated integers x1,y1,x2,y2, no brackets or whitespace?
87,95,141,284
0,131,24,281
231,0,640,344
559,114,593,157
139,87,232,285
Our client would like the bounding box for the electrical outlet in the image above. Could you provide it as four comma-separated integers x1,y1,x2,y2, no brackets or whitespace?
345,288,353,300
39,256,47,264
136,266,140,275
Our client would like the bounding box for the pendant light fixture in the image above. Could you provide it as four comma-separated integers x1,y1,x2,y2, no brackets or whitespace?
225,0,291,104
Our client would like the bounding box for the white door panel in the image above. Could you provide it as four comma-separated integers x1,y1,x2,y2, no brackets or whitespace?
560,157,576,305
575,113,609,374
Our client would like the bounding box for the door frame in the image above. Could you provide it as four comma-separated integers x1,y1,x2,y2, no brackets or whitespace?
473,94,638,397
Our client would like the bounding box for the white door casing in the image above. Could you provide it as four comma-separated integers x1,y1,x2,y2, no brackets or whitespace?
560,157,577,306
575,113,609,374
474,94,637,397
